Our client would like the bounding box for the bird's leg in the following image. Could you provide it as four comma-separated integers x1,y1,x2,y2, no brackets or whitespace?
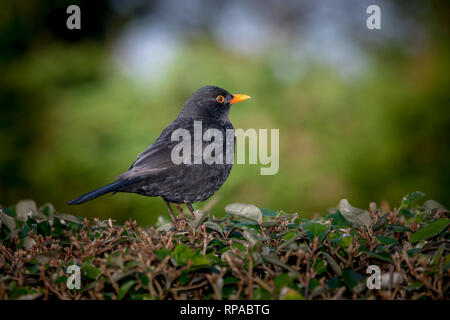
173,203,185,219
184,200,196,219
164,200,188,231
164,200,178,224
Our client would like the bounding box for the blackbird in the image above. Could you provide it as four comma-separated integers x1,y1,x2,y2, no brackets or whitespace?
68,86,251,225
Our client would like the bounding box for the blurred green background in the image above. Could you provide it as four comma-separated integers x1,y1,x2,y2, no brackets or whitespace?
0,0,449,226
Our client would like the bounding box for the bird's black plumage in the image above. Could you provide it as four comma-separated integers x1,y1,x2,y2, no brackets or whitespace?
68,86,250,221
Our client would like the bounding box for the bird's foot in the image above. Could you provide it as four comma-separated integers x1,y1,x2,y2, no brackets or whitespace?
173,217,189,231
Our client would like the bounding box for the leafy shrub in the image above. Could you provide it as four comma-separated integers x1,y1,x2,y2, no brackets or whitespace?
0,192,448,300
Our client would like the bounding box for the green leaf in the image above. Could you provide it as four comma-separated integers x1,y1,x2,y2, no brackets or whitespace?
327,210,350,229
260,208,278,217
54,213,82,224
223,276,240,285
107,252,123,269
330,232,353,248
187,210,209,230
387,224,412,233
339,199,371,227
398,208,414,218
281,289,305,300
362,251,393,263
37,221,51,236
376,235,399,245
130,293,150,300
314,258,327,275
9,285,41,300
125,261,139,269
51,217,65,236
327,277,343,290
274,273,294,290
407,248,421,257
82,264,102,280
156,223,172,232
401,191,425,208
308,278,320,291
277,231,306,252
405,282,424,291
40,203,55,216
154,248,171,261
225,203,263,224
342,268,365,292
178,272,191,285
191,253,211,266
22,237,37,251
139,274,149,286
339,235,353,248
203,221,223,234
205,254,220,264
34,250,60,265
431,244,445,266
373,214,389,230
302,222,328,242
82,258,102,280
410,218,449,243
253,287,271,300
444,255,450,271
0,209,16,232
117,280,135,300
55,276,68,284
261,220,278,227
423,200,447,213
282,231,296,241
321,252,342,276
172,244,194,266
16,200,38,221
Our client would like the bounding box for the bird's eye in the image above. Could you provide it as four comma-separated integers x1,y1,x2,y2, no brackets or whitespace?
216,95,225,103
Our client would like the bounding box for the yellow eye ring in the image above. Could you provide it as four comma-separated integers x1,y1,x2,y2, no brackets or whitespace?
216,95,225,103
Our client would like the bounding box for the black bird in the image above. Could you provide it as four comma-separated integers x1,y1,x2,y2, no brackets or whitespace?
68,86,251,226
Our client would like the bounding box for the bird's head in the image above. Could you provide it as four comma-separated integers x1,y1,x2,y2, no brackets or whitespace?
178,86,251,121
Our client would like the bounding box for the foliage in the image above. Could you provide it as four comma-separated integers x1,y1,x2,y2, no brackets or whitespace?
0,192,448,300
1,2,449,226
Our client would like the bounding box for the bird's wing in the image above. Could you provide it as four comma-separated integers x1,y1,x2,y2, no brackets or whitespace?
116,119,192,179
116,118,233,180
116,132,177,179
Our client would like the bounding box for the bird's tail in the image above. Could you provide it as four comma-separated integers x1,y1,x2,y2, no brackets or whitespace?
67,180,131,205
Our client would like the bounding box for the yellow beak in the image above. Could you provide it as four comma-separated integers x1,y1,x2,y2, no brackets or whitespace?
229,94,251,104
